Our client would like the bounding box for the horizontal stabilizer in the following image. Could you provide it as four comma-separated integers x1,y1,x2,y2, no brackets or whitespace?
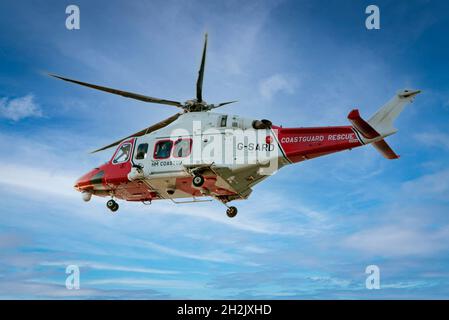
347,109,399,160
347,109,380,139
372,139,400,159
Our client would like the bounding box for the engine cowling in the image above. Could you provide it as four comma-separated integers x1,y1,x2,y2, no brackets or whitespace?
252,119,272,130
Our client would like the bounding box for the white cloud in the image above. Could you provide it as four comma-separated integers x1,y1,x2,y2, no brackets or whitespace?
306,276,352,288
41,261,179,275
402,168,449,199
259,74,298,100
343,224,449,257
0,280,169,299
139,240,238,264
381,281,432,289
414,132,449,151
86,278,202,289
0,94,43,121
0,163,77,198
340,166,449,258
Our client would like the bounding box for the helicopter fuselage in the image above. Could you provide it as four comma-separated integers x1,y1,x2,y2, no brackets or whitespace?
75,111,363,205
51,33,419,217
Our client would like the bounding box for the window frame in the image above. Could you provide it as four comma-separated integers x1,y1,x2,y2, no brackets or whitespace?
172,138,193,158
112,142,133,165
153,139,173,160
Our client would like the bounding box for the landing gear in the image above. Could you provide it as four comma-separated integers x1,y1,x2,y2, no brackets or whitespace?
215,196,238,218
192,174,205,187
226,206,238,218
106,199,119,212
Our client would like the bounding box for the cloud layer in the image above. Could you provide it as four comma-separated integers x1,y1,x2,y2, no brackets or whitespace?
0,95,42,121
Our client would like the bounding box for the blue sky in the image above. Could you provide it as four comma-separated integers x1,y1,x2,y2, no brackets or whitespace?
1,0,449,299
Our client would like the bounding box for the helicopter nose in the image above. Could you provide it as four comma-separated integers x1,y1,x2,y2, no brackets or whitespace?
74,168,103,191
74,172,92,191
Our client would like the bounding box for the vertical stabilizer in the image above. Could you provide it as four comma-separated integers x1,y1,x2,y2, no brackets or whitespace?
367,89,420,137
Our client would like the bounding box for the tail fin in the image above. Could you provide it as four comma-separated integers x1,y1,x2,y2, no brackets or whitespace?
367,89,421,137
347,109,399,159
347,89,420,160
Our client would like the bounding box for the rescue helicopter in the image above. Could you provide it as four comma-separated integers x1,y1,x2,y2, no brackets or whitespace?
50,34,420,218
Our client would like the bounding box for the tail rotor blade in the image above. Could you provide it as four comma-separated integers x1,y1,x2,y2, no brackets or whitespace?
196,33,208,102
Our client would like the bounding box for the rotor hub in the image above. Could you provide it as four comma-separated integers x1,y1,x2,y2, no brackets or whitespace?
184,99,210,112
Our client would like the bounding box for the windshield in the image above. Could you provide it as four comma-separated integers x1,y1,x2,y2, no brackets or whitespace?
112,143,132,164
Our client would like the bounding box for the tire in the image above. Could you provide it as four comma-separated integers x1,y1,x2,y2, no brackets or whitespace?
106,199,116,210
226,206,238,218
110,203,119,212
192,175,205,187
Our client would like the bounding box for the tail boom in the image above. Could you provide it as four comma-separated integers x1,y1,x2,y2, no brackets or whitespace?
275,89,419,163
276,126,362,163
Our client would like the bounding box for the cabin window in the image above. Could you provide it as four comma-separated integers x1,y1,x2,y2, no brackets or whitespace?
154,140,173,159
135,143,149,160
113,142,132,164
173,139,192,158
220,115,228,127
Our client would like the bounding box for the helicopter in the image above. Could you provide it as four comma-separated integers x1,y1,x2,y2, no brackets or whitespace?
50,34,420,218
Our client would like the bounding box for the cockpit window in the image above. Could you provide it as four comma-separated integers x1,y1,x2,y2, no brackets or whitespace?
173,139,192,158
113,142,132,164
154,140,173,159
135,143,149,160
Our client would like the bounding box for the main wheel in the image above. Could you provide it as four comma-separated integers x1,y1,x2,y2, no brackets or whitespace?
192,175,205,187
110,203,119,212
106,199,116,209
226,206,238,218
107,199,118,212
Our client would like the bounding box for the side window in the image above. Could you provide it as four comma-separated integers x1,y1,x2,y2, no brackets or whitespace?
113,143,132,164
154,140,173,159
135,143,149,160
173,139,192,158
220,115,228,127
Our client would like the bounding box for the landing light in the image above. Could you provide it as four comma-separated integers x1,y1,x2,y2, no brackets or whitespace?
82,191,92,202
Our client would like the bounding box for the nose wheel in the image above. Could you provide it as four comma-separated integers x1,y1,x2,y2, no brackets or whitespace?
106,199,119,212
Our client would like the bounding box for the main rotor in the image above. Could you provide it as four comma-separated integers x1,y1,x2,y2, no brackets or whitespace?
49,33,236,113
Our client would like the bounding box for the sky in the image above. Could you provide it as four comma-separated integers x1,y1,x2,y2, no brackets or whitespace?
1,0,449,299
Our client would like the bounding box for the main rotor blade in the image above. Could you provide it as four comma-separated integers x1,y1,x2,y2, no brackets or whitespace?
196,33,208,102
90,112,182,153
49,74,183,108
210,101,238,109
